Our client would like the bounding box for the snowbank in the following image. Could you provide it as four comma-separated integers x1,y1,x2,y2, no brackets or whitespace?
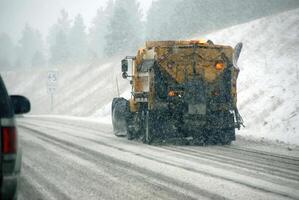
2,58,130,116
202,8,299,144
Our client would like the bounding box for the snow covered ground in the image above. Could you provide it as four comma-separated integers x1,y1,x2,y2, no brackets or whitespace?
3,8,299,144
2,58,127,116
17,116,299,200
202,8,299,145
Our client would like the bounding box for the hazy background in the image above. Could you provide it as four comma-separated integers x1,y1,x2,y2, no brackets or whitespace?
0,0,152,40
1,0,299,72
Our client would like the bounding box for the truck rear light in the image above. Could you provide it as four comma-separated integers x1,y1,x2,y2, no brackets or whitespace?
1,127,16,154
168,91,176,97
215,61,224,70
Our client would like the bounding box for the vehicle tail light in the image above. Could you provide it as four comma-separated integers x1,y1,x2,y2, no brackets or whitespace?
1,127,16,154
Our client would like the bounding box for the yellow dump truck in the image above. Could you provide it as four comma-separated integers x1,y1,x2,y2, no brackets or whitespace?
112,40,243,145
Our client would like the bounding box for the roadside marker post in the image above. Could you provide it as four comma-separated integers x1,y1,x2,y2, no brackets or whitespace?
47,70,58,111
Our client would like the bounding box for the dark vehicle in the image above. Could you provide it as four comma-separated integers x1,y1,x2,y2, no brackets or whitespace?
112,40,243,145
0,75,30,200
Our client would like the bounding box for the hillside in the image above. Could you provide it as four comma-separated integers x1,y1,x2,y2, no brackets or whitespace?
2,8,299,144
2,57,125,116
203,8,299,144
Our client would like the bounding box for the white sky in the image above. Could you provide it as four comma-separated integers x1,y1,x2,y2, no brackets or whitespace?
0,0,153,41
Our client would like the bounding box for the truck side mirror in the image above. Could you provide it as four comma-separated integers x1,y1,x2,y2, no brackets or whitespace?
121,59,128,73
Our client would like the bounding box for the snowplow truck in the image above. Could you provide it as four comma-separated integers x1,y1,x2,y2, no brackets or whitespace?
112,40,243,145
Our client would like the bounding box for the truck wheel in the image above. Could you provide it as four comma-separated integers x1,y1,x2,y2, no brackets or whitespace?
111,97,129,137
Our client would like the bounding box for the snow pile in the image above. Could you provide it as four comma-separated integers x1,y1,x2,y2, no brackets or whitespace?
203,8,299,144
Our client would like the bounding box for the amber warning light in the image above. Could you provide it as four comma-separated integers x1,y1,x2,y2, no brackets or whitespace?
168,91,176,97
215,62,224,70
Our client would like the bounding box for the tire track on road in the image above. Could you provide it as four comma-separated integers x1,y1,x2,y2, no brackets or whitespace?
20,119,299,180
213,146,299,165
19,162,72,200
19,125,226,200
164,146,299,181
19,123,299,200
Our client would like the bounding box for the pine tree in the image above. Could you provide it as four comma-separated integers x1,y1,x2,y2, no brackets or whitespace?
16,24,45,68
125,0,143,49
69,14,88,64
31,51,46,67
166,0,211,39
89,0,114,60
166,0,294,39
0,33,15,71
49,29,69,65
48,9,71,65
105,0,143,56
146,0,299,40
146,0,181,40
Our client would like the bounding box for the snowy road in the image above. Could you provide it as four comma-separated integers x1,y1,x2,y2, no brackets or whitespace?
16,116,299,200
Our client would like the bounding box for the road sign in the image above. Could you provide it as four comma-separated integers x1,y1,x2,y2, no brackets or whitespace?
47,71,58,94
47,85,56,94
47,70,58,111
48,71,58,84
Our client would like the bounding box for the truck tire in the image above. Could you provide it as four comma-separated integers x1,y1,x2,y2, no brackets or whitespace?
111,97,130,137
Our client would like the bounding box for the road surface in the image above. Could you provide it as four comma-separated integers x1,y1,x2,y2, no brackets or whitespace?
16,116,299,200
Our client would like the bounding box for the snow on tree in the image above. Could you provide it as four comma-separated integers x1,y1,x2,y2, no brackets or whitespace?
15,24,45,68
31,51,46,67
0,33,15,71
146,0,299,40
105,0,143,56
89,0,114,60
69,14,88,64
48,9,71,65
146,0,181,40
126,0,144,49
